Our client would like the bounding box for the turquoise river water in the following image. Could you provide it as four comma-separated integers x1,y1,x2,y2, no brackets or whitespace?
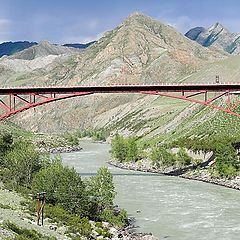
60,140,240,240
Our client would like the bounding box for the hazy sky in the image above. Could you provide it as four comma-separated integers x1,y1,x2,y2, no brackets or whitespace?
0,0,239,44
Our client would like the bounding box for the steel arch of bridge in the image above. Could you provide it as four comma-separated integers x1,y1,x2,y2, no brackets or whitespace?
1,83,240,120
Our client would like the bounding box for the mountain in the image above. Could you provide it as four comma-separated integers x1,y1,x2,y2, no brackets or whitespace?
22,12,224,87
0,12,228,135
10,40,81,60
185,27,205,41
0,41,37,57
185,23,240,54
0,41,94,58
0,41,81,75
63,41,96,49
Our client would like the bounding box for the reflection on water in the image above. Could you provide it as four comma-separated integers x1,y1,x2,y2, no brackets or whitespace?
61,141,240,240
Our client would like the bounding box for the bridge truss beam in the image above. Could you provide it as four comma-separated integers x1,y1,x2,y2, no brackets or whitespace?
0,92,93,120
0,84,240,120
140,90,240,118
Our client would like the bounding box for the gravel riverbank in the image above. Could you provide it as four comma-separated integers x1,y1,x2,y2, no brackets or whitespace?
108,159,240,191
38,146,83,154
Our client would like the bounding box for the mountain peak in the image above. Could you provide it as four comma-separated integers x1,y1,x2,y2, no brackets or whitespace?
185,27,206,40
38,40,52,47
208,22,227,33
126,12,147,20
128,11,144,17
11,41,80,60
123,12,154,26
185,22,240,54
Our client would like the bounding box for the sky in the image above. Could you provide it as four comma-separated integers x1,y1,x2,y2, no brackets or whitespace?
0,0,240,44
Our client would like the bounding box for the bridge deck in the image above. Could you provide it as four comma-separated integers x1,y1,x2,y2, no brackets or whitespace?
0,84,240,95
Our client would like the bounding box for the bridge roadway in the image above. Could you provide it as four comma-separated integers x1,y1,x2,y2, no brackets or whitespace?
1,83,240,120
0,83,240,95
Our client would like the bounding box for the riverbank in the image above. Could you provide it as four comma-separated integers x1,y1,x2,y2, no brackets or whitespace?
108,159,240,190
38,146,83,154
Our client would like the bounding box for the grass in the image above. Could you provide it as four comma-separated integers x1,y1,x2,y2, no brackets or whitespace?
3,221,56,240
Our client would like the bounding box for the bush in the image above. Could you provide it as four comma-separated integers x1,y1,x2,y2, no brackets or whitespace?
176,148,192,167
63,133,79,147
214,143,239,178
150,146,176,168
99,209,128,228
4,221,55,240
111,134,127,162
44,204,92,237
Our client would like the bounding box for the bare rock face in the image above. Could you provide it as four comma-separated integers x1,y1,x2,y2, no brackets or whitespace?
186,23,240,54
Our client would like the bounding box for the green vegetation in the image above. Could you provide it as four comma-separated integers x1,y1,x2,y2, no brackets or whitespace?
150,146,176,168
44,205,92,236
150,146,192,168
99,209,128,227
111,131,240,178
3,221,55,240
63,133,79,147
111,134,141,162
87,167,116,212
0,129,127,239
32,157,88,217
111,134,194,168
76,129,109,141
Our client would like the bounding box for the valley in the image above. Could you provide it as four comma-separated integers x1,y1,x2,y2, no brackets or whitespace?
0,11,240,240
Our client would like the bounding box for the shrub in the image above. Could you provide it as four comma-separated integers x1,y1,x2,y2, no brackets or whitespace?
150,146,176,168
176,148,192,167
99,209,128,228
44,204,92,237
4,221,55,240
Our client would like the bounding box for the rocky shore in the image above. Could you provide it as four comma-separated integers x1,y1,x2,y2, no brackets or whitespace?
38,146,83,154
108,159,240,191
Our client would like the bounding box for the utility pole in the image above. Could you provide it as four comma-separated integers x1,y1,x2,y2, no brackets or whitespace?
36,192,46,226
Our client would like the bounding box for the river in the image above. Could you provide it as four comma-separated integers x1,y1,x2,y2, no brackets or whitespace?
60,140,240,240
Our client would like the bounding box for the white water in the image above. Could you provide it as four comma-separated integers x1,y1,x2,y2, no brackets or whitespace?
60,141,240,240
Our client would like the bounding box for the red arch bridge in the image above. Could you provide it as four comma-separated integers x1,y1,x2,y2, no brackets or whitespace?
1,83,240,120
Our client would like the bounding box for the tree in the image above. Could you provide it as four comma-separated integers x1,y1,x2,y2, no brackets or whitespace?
4,141,41,186
214,143,239,178
0,133,13,164
87,167,116,212
111,134,127,162
126,137,139,162
32,157,89,216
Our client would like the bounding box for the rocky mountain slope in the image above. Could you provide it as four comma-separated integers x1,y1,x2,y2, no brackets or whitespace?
186,23,240,54
0,41,37,57
0,12,233,136
0,41,94,57
10,40,81,60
